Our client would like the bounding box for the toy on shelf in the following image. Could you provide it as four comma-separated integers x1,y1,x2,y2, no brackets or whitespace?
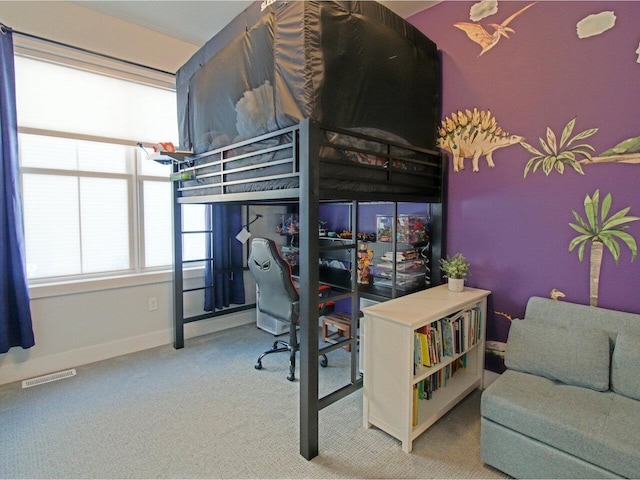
376,215,430,244
153,141,176,153
319,221,327,236
370,247,429,291
276,214,299,235
138,141,193,173
280,245,299,266
357,242,375,284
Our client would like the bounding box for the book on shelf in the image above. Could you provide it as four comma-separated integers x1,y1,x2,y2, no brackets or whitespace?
417,379,426,400
413,306,482,373
462,310,470,351
434,321,443,363
413,385,419,426
414,326,440,370
442,319,454,357
382,249,420,262
459,353,467,369
418,331,430,367
440,306,483,356
416,353,468,402
413,334,421,374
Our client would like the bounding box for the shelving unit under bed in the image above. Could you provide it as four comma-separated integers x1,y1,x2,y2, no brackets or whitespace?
171,118,446,459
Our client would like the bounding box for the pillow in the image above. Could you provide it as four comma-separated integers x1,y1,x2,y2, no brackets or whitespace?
611,331,640,400
234,81,277,140
505,319,610,391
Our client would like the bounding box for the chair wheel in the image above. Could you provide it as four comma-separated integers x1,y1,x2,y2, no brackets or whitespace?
255,362,262,370
320,356,328,368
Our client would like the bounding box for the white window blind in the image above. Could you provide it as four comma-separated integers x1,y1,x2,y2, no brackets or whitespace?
182,205,207,263
20,135,134,279
142,180,172,268
22,173,82,278
14,56,177,144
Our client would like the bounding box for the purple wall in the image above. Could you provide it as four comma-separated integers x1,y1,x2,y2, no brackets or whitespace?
410,1,640,363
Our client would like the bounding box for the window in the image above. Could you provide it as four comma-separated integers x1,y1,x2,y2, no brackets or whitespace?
14,55,204,283
19,134,166,280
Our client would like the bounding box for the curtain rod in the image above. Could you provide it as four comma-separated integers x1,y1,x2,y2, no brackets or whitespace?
0,22,175,77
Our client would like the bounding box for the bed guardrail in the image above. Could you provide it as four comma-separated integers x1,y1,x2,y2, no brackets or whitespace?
174,122,444,203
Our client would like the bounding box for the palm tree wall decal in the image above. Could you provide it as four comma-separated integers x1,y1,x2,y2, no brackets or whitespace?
569,190,639,307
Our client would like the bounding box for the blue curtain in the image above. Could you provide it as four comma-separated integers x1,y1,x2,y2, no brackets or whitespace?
204,204,245,311
0,25,35,353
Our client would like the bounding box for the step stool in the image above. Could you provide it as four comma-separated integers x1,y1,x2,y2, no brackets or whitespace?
322,313,355,352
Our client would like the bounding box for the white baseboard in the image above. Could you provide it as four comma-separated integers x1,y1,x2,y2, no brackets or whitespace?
0,310,255,386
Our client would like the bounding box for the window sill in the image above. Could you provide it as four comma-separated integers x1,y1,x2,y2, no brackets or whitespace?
29,268,203,300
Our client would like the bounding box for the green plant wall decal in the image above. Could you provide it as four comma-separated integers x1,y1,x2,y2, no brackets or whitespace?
588,135,640,164
521,117,598,177
569,190,639,307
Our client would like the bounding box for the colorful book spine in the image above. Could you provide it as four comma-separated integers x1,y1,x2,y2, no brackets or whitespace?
415,353,469,402
413,385,419,425
413,306,482,402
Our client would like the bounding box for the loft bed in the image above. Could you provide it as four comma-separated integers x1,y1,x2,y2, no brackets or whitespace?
171,0,444,460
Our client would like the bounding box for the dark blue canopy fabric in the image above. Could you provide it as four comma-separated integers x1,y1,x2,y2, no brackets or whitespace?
0,25,35,353
176,1,439,155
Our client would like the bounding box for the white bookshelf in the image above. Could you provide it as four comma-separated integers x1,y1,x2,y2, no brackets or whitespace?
362,284,490,452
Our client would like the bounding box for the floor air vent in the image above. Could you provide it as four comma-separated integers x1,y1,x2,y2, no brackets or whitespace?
22,369,77,389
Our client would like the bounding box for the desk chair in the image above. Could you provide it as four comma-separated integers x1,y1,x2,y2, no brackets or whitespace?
249,237,333,381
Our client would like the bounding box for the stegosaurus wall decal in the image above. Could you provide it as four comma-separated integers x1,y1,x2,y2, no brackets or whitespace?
437,108,524,172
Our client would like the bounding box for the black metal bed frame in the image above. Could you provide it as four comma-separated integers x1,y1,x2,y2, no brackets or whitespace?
171,118,447,459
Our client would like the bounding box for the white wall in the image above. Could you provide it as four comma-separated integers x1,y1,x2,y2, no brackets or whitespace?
0,1,198,73
3,276,256,386
0,2,285,385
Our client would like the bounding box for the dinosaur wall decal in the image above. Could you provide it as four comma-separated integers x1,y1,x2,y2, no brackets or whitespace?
437,108,524,172
454,2,537,56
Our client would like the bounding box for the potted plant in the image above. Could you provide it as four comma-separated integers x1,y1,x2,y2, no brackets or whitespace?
440,253,470,292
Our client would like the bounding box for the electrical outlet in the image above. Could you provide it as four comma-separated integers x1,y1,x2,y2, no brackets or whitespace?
148,297,158,311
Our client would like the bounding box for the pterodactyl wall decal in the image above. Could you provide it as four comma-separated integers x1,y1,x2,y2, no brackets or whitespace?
454,2,537,56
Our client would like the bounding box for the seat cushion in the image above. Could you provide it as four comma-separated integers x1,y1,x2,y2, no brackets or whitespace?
505,319,610,391
482,370,640,478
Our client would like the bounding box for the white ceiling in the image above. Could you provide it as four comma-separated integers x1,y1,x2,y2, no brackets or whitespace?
73,1,437,46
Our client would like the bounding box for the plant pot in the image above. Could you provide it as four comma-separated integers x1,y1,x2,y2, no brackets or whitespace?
448,278,464,292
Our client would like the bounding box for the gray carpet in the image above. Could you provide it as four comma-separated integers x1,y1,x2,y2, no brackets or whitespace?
0,323,507,479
